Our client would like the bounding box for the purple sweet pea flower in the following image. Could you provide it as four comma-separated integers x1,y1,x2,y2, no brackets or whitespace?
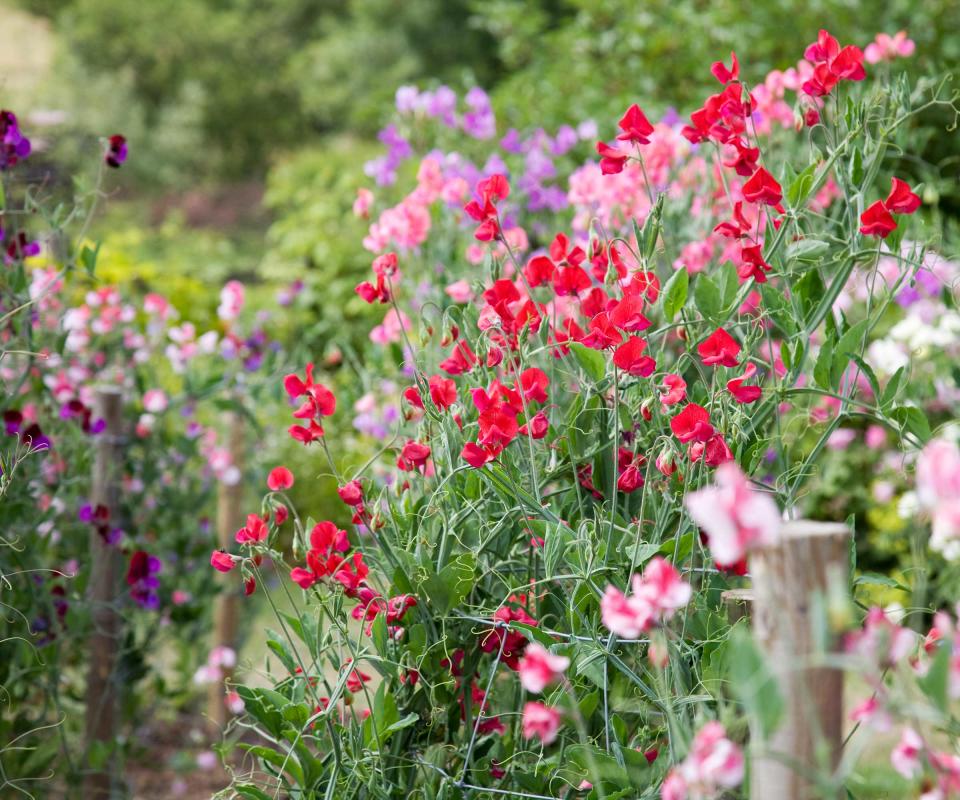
550,125,578,156
1,110,31,169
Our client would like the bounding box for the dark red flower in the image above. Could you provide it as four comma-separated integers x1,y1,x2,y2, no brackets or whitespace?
742,167,782,206
884,177,921,215
616,104,655,145
670,403,715,443
860,200,897,238
697,328,741,367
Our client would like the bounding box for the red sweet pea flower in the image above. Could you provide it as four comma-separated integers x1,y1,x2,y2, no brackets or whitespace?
742,167,782,206
523,254,556,287
549,233,586,267
689,433,734,467
596,141,628,175
802,30,866,96
884,177,921,215
464,175,510,241
211,550,237,573
579,312,623,350
334,552,369,595
235,513,269,544
723,139,760,177
697,328,741,367
284,364,336,444
711,52,739,84
403,385,424,409
609,295,652,333
338,480,364,506
440,340,479,375
462,441,502,468
552,266,592,296
713,201,752,239
478,403,520,448
398,440,431,471
267,466,294,491
670,403,715,443
613,337,657,377
624,269,660,303
310,520,350,554
737,244,773,283
859,200,897,238
660,374,687,406
519,411,550,439
285,364,336,416
726,362,762,403
616,104,655,145
428,374,458,411
518,368,549,404
480,605,537,669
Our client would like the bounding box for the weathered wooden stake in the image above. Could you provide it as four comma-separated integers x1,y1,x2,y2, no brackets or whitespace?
207,412,245,728
83,387,125,799
749,520,851,800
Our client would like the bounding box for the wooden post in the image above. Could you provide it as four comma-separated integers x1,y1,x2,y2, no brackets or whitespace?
721,588,754,625
749,520,851,799
207,412,245,728
83,387,125,799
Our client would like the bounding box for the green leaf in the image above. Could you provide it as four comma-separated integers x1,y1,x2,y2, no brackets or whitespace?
813,341,835,390
569,341,607,383
693,274,721,320
80,242,101,277
890,405,931,443
727,627,783,739
850,147,864,185
786,239,830,264
236,785,273,800
420,552,476,614
787,163,818,207
661,267,688,322
879,367,905,411
853,572,909,593
919,639,951,708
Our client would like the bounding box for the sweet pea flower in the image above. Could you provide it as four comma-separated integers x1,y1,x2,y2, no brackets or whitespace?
521,702,561,745
917,438,960,559
267,466,294,491
517,643,570,693
142,389,168,414
685,462,781,565
891,727,924,779
662,722,744,799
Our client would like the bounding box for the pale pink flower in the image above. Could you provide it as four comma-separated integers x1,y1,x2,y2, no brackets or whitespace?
521,702,561,745
679,721,744,794
517,643,570,693
445,280,473,303
891,727,924,779
353,187,374,218
684,462,781,566
660,374,687,406
369,308,412,345
661,771,688,800
217,280,245,321
143,389,168,414
634,557,692,619
846,606,917,667
865,31,915,64
917,439,960,559
601,584,653,638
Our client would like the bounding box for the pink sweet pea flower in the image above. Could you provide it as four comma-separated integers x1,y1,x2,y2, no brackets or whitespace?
684,462,780,565
891,727,924,779
210,550,237,573
267,466,295,491
517,643,570,693
521,702,562,745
